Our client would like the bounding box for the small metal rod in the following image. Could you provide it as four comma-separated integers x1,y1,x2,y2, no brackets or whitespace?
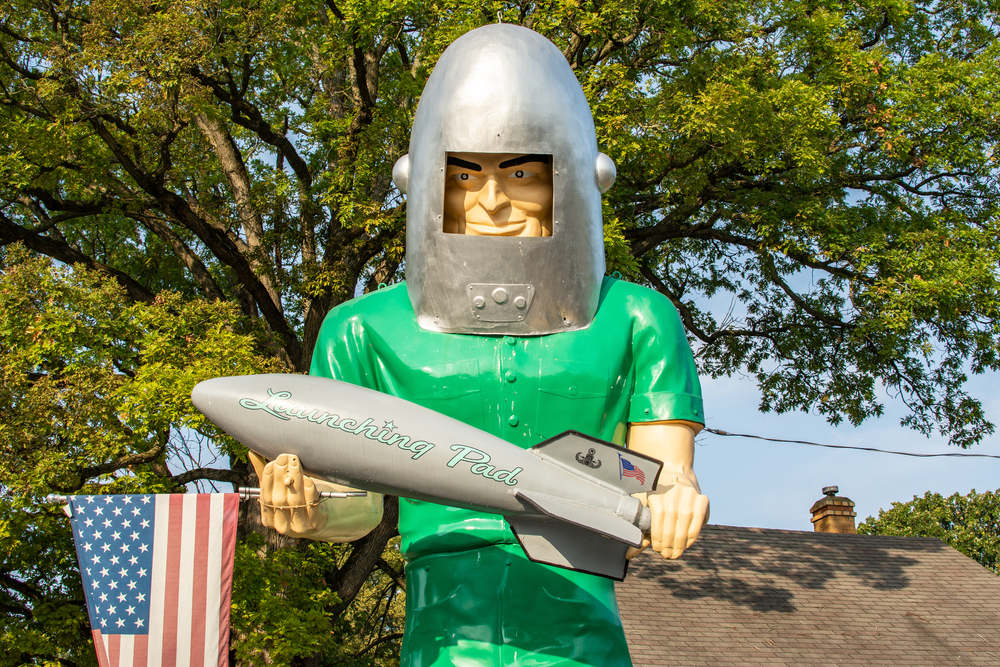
238,487,368,499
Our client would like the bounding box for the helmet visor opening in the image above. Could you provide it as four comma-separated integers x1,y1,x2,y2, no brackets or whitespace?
443,152,554,237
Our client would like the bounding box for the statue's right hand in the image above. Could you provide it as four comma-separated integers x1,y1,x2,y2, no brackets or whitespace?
250,451,327,538
248,451,384,542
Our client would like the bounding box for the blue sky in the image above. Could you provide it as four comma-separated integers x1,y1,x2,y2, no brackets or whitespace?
695,370,1000,531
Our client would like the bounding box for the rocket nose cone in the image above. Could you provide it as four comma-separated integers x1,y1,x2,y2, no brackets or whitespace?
190,378,215,413
190,376,238,418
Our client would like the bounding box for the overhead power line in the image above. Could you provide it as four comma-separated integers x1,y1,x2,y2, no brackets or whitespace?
703,427,1000,459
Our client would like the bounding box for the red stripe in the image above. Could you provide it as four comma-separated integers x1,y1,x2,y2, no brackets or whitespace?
217,494,239,667
93,629,110,667
133,634,149,667
160,495,184,667
107,633,121,667
189,494,211,667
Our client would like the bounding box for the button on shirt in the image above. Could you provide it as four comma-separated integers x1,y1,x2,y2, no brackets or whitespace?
310,277,704,558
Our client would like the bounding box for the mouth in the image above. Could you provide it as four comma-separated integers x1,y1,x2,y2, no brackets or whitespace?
463,218,531,236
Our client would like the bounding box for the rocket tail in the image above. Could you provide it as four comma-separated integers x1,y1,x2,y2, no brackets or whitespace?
508,516,631,581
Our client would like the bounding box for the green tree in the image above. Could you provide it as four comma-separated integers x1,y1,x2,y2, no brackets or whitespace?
1,0,998,664
859,489,1000,574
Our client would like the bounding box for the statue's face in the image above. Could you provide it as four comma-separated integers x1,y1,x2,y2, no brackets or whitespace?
443,152,553,237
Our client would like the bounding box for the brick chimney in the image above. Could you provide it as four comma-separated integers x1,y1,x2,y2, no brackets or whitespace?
810,486,857,534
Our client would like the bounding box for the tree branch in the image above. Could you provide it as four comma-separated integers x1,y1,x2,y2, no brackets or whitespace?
0,209,155,303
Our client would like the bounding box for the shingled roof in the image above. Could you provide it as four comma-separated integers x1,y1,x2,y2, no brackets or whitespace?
617,524,1000,666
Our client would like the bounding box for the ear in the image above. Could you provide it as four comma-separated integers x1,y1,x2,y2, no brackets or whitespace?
596,153,616,193
392,154,410,195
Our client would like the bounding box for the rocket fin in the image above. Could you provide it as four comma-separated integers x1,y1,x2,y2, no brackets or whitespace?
508,516,630,581
530,431,663,493
515,489,643,547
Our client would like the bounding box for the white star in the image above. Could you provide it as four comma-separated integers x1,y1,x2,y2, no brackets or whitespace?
84,518,94,527
139,544,149,553
111,531,121,541
135,618,144,627
91,580,99,589
108,580,118,590
136,592,146,602
115,618,125,628
130,532,140,541
140,519,150,528
99,592,108,602
113,507,122,516
122,519,130,528
100,568,109,577
131,507,141,516
137,568,148,577
119,543,130,553
83,542,92,552
91,555,100,564
126,605,135,615
107,604,116,614
141,496,151,504
117,592,126,602
110,556,120,565
129,556,138,565
102,519,112,528
86,568,91,576
127,580,136,590
93,507,103,516
101,543,110,553
383,420,396,430
104,496,113,504
122,496,132,505
86,497,95,504
93,531,102,540
118,567,128,577
100,617,107,627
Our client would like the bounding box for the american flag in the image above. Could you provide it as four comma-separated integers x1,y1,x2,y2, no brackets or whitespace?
618,454,645,485
68,494,238,667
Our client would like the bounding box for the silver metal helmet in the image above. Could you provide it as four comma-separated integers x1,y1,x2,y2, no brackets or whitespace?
396,24,616,335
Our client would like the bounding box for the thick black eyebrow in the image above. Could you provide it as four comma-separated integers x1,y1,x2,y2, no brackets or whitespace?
446,156,482,171
498,154,552,169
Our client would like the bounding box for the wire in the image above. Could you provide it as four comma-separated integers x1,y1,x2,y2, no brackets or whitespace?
703,427,1000,459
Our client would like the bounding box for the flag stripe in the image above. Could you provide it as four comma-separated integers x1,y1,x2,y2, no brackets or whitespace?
148,497,169,664
93,630,110,667
175,496,197,666
203,494,222,667
162,495,184,667
108,633,121,667
189,494,211,667
119,634,133,667
216,494,239,667
134,634,148,667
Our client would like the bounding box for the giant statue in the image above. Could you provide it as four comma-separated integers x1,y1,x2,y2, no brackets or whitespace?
250,24,709,667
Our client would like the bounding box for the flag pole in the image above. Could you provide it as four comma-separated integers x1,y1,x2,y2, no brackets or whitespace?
44,488,367,505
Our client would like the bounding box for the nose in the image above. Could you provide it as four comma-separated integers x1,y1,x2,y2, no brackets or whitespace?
478,178,510,213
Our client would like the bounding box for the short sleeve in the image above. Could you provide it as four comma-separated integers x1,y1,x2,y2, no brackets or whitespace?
625,288,704,425
309,308,376,388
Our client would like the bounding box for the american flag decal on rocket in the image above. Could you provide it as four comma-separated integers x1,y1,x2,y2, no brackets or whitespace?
618,453,645,485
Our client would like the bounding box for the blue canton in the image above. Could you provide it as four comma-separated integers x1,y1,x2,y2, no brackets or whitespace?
69,495,155,634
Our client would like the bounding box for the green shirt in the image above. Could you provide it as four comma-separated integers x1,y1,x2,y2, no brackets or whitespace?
310,277,703,558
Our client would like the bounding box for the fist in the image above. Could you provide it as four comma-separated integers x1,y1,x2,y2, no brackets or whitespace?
628,479,709,560
247,450,384,542
257,453,328,538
